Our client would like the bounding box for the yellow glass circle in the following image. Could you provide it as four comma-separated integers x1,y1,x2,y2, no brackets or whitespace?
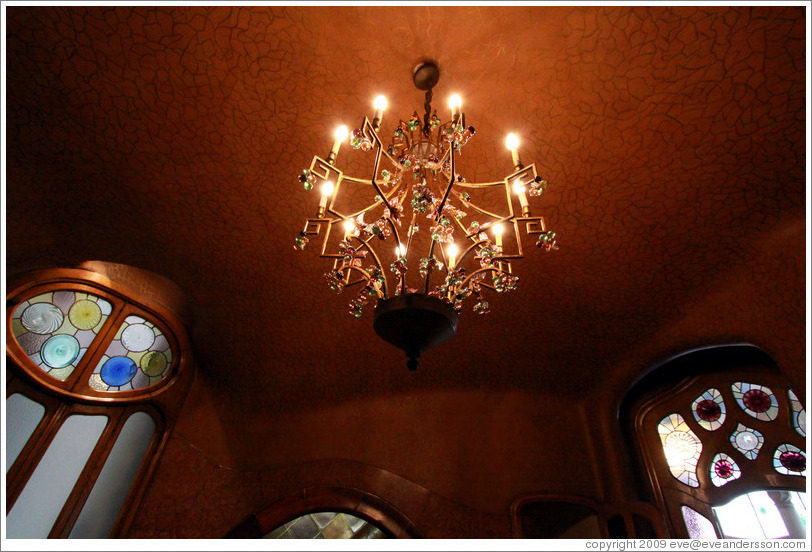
69,300,102,330
140,351,167,377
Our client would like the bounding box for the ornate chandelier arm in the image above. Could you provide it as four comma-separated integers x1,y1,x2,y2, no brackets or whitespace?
332,176,407,222
423,240,441,295
454,265,502,293
370,149,395,216
434,139,457,220
344,235,389,299
359,118,403,215
454,238,489,269
452,179,514,222
404,211,419,251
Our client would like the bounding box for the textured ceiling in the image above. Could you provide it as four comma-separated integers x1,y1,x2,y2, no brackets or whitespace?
5,6,807,420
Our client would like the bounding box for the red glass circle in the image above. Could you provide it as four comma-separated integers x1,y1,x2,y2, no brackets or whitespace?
696,399,722,422
742,389,771,413
779,451,806,472
714,460,734,479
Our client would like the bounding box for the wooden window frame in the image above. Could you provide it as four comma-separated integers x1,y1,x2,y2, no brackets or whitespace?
5,267,194,538
7,271,188,402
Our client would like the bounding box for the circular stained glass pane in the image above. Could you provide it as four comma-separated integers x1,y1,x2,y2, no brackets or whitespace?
121,324,155,352
21,303,64,334
139,351,167,376
735,431,759,451
100,356,137,387
69,299,102,330
695,399,722,422
714,459,734,479
742,389,771,413
41,334,80,368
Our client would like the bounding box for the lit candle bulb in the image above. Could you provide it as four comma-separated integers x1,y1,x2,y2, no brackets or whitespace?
395,243,407,258
492,223,504,250
449,94,462,125
513,179,530,217
318,180,334,217
506,133,523,171
343,219,355,239
447,243,458,270
372,95,387,131
327,125,348,165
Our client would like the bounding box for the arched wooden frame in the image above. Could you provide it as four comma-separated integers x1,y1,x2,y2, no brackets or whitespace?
5,267,195,538
510,494,667,538
225,486,422,539
6,268,192,403
633,369,806,538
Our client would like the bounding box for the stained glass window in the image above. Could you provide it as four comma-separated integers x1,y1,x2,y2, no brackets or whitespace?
731,382,778,422
11,291,112,381
90,315,173,392
658,413,702,487
710,452,741,487
787,389,806,438
730,423,764,460
691,388,726,431
264,512,386,539
773,444,806,477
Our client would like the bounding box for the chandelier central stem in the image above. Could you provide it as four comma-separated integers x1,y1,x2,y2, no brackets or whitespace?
422,88,433,138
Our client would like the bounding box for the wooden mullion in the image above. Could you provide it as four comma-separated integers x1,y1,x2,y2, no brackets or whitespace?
47,407,126,538
63,297,128,394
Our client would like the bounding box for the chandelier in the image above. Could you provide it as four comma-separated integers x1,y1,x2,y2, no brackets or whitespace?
295,62,558,370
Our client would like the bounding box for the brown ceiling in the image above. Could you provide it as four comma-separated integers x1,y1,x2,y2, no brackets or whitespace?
5,5,806,426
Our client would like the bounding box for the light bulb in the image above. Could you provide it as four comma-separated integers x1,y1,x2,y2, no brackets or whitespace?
343,220,354,238
513,178,529,215
334,125,349,141
395,243,407,258
321,180,334,197
512,179,526,194
506,133,520,151
448,94,462,109
373,95,388,111
447,243,458,269
493,223,504,249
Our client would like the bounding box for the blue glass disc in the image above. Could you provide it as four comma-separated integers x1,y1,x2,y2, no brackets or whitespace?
100,356,137,387
41,334,80,368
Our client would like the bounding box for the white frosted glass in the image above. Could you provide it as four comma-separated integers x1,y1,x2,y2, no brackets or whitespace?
6,393,46,472
69,412,155,538
6,414,107,538
749,491,789,539
681,505,717,539
714,493,763,538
